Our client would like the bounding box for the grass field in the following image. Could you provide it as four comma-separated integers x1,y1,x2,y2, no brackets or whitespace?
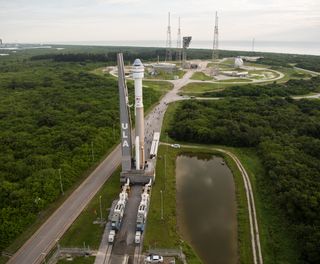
219,78,253,83
58,168,121,249
58,257,95,264
230,148,301,264
180,82,237,95
190,72,213,81
272,66,313,83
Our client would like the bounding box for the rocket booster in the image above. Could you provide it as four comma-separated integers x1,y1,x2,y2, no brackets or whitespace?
132,59,145,170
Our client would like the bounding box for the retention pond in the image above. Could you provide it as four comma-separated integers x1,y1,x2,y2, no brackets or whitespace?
176,154,237,264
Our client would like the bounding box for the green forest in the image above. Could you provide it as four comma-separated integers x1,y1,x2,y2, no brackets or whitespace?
167,98,320,263
0,51,170,252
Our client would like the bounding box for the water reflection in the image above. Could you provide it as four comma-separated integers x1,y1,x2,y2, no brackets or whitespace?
176,154,237,264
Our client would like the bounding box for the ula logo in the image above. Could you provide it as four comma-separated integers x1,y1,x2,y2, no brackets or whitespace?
121,123,129,147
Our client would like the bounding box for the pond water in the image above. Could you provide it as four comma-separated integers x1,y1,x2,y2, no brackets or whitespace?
176,154,237,264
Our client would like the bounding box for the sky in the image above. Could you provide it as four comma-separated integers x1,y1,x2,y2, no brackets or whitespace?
0,0,320,43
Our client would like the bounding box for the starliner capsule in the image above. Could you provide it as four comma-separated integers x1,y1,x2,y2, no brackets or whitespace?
132,59,145,170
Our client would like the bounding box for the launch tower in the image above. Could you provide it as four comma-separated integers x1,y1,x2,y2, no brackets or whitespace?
165,12,172,61
211,11,219,75
176,17,182,62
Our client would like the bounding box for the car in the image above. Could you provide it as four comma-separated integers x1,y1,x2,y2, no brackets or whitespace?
145,254,164,263
170,144,181,149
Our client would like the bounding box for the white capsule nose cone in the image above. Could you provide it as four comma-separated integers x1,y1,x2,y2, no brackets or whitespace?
133,59,143,67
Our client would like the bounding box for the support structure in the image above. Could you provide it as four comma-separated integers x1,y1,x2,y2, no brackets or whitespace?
176,17,182,62
117,53,133,172
211,11,219,75
165,12,172,62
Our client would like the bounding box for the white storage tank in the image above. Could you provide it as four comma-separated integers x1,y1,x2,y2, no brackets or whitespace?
234,57,244,68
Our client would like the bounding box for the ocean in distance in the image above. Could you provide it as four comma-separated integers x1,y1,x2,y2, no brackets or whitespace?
54,40,320,56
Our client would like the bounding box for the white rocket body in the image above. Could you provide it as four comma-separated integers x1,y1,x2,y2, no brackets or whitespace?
132,59,145,170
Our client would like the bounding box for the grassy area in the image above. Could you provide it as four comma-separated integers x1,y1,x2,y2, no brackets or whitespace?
230,148,300,264
57,256,95,264
180,82,237,95
59,168,121,249
143,145,202,263
190,72,213,81
218,78,252,83
272,66,313,83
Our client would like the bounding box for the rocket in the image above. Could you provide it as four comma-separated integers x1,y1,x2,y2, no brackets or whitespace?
132,59,145,170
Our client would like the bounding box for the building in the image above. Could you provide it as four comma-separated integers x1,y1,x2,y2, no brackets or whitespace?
151,63,177,74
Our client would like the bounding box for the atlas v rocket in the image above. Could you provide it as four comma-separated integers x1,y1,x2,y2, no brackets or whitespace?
117,53,145,175
132,59,145,170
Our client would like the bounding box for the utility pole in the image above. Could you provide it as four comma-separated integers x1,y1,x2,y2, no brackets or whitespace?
99,195,103,222
166,132,168,152
91,141,94,162
58,168,64,195
160,190,164,220
164,154,167,191
112,123,115,142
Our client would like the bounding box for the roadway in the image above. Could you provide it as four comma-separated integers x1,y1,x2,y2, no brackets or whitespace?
8,145,122,264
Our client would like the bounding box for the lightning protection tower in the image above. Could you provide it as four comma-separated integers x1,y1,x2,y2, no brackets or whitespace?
176,17,182,62
165,12,172,62
211,11,219,75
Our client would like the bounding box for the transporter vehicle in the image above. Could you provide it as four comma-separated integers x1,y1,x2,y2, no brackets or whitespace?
108,230,115,243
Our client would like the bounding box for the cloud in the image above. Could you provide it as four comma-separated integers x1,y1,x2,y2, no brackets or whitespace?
0,0,319,43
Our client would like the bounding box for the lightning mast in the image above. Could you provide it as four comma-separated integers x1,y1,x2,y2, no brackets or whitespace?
176,17,182,62
252,38,255,52
212,11,219,75
165,12,172,62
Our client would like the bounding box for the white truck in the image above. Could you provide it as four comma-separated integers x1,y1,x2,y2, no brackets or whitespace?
108,230,116,243
135,231,141,244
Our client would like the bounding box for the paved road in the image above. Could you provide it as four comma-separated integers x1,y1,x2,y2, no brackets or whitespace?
8,145,122,264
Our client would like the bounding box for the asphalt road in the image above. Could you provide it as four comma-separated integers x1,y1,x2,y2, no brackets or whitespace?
8,145,122,264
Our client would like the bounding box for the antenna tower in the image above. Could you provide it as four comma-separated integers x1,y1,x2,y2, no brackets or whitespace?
176,17,182,62
165,12,172,61
212,11,219,75
252,38,255,52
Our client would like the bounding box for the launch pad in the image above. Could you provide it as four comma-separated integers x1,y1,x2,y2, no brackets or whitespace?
120,161,155,184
